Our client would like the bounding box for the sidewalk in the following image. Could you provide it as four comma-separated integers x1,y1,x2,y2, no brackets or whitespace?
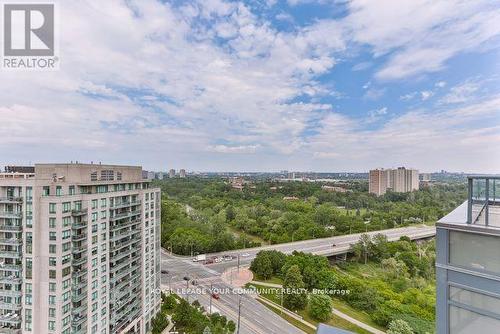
220,266,253,287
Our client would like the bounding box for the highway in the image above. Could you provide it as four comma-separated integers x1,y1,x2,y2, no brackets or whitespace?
160,225,435,333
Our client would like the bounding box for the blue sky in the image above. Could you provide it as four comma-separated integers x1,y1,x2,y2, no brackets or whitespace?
1,0,500,172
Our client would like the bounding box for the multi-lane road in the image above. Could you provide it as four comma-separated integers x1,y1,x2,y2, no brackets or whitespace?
160,225,436,334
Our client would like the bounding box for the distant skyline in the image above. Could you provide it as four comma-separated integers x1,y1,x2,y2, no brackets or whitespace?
1,0,500,173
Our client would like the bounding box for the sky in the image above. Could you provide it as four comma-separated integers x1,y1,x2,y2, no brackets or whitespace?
1,0,500,173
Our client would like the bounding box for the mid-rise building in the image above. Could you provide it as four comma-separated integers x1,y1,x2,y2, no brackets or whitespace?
179,170,186,178
168,169,175,179
0,163,161,334
436,175,500,333
369,167,419,196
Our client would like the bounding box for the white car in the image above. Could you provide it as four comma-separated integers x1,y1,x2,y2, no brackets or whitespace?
241,253,250,257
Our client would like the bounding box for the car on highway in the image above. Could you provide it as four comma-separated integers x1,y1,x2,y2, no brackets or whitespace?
332,243,336,247
161,270,169,274
223,255,233,261
183,276,190,281
241,253,250,257
214,257,222,263
211,292,220,300
203,258,214,265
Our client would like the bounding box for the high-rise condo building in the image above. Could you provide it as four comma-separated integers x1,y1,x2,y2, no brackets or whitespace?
369,167,419,196
0,163,161,334
369,169,389,196
179,169,186,178
436,176,500,333
168,169,175,178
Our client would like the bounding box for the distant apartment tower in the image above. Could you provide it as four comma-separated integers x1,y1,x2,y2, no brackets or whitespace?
0,163,161,334
436,176,500,333
369,167,419,196
156,172,164,180
369,169,389,196
179,169,186,178
168,169,175,178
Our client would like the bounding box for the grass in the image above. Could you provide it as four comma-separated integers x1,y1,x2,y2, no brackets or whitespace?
330,298,386,332
227,226,267,245
247,283,375,334
252,276,284,285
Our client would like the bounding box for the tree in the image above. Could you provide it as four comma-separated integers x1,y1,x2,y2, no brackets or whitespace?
283,265,308,310
250,253,273,279
387,319,414,334
308,294,332,321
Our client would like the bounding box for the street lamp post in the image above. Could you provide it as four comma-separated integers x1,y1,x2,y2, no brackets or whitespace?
237,294,242,334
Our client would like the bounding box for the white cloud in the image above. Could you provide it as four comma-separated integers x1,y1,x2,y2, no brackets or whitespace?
435,81,447,88
208,144,260,154
420,91,434,101
440,80,481,104
341,0,500,80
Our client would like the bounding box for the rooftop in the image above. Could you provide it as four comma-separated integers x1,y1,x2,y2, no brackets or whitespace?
437,175,500,234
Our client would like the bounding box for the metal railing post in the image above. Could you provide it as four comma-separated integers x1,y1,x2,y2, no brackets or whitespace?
485,178,489,226
467,178,473,224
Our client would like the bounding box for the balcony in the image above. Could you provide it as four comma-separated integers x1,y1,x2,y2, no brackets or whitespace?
72,233,87,242
0,276,21,284
0,239,22,246
72,245,87,255
0,264,22,272
0,313,21,325
72,268,87,279
0,302,22,311
467,176,500,227
72,221,87,230
0,197,22,204
72,291,87,303
0,327,22,334
0,289,22,298
71,209,87,217
110,210,141,221
72,314,87,327
0,212,21,219
0,251,22,259
111,200,141,209
72,256,87,266
0,225,22,232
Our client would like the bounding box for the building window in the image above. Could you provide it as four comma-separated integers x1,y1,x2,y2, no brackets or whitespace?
48,320,55,331
49,244,57,254
49,232,57,241
62,202,71,212
56,186,63,196
49,308,56,317
69,186,75,195
49,218,56,228
100,198,107,207
49,257,57,266
449,231,500,274
49,270,56,279
48,295,56,305
49,203,56,214
49,283,56,292
43,186,50,196
449,305,500,333
92,199,98,209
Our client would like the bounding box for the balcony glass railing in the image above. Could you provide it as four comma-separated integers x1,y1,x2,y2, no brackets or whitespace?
467,176,500,227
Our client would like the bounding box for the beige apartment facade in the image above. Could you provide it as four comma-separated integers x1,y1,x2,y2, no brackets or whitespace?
0,163,161,334
369,167,419,196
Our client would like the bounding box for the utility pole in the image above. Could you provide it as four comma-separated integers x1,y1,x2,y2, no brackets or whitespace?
237,294,242,334
280,288,284,315
237,254,240,272
209,282,213,315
